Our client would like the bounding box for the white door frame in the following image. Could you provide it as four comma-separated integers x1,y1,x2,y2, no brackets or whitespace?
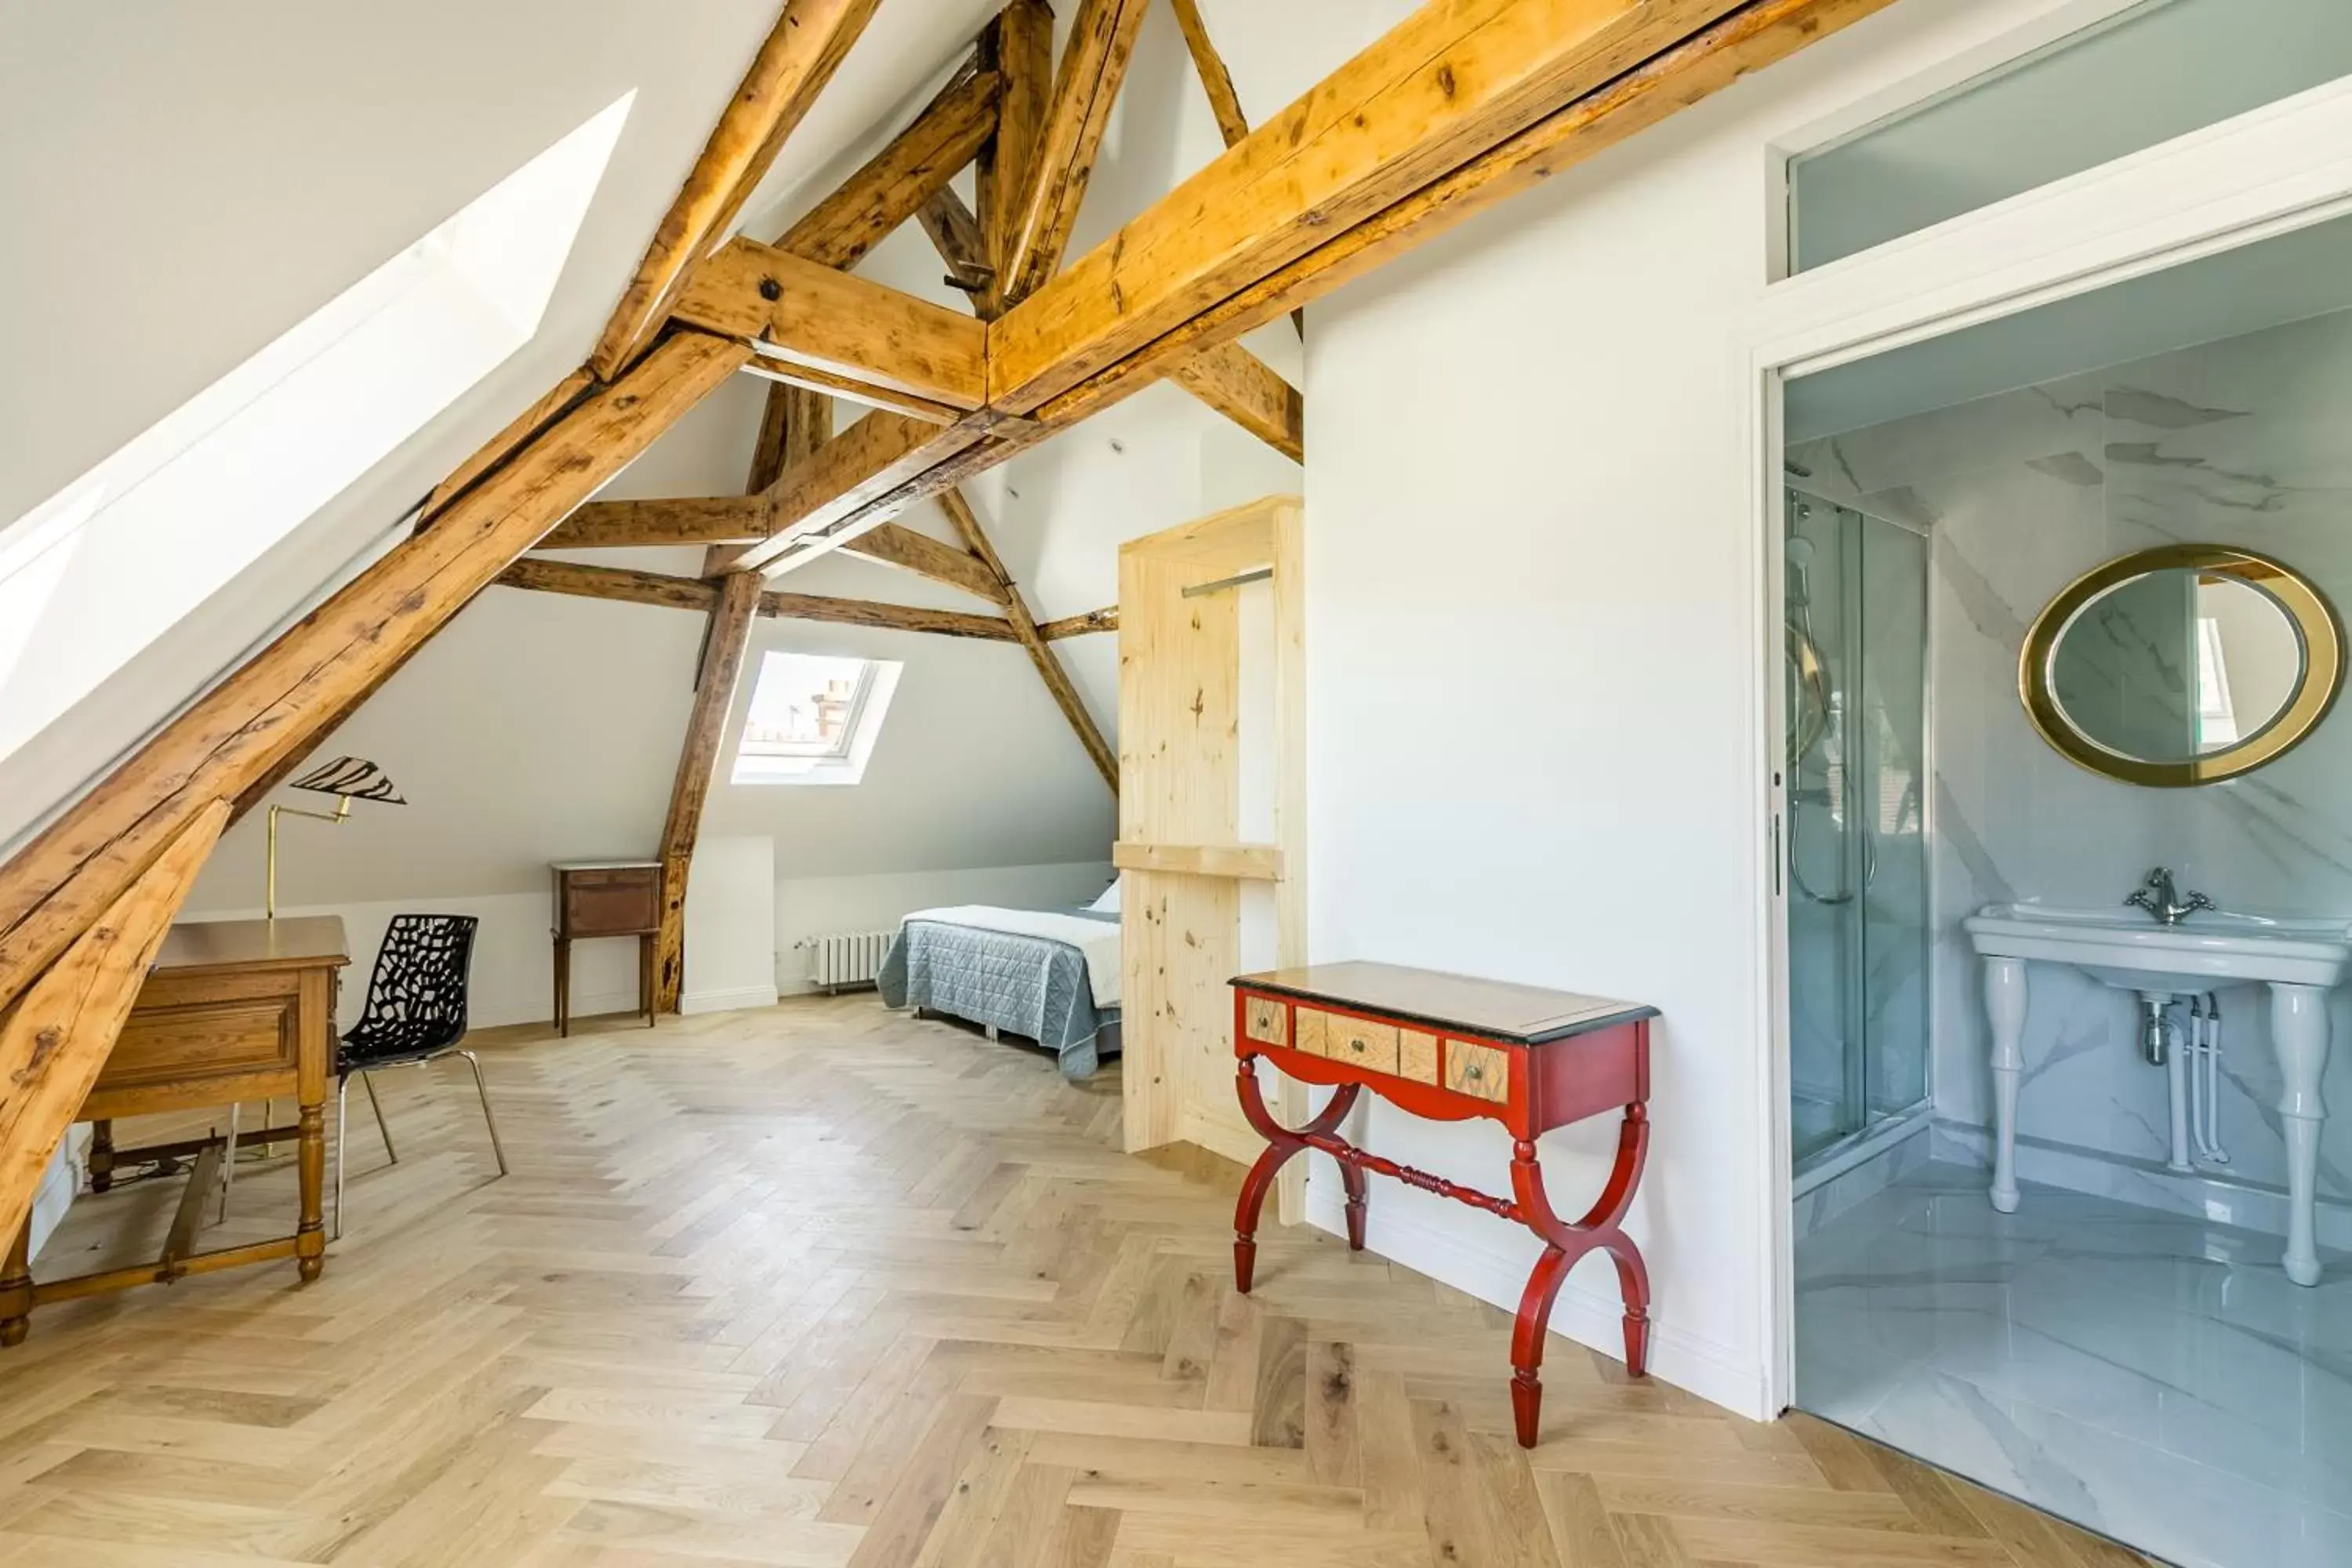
1744,69,2352,1415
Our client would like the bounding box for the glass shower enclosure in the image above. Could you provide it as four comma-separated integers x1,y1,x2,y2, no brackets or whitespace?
1785,489,1931,1168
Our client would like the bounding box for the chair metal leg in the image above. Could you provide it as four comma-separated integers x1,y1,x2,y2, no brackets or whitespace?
219,1103,238,1224
334,1075,350,1241
361,1071,396,1163
458,1050,510,1177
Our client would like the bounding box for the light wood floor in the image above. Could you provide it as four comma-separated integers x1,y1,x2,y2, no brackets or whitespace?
0,996,2158,1566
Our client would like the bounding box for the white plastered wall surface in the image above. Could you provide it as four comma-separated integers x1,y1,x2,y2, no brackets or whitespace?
1298,0,2113,1418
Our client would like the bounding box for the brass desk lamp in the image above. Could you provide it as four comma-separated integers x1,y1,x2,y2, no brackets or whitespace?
266,757,405,919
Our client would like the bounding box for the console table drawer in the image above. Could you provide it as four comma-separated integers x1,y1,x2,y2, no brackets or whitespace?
1446,1039,1511,1103
1327,1017,1399,1075
1243,996,1289,1048
1398,1027,1440,1085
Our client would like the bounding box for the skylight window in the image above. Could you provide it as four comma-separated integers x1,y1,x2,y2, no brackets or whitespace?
0,92,635,767
733,652,902,786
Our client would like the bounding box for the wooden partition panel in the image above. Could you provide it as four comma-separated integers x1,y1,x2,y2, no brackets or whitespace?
1116,496,1305,1205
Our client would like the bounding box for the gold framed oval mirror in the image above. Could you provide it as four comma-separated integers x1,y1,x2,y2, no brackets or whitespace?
2020,544,2344,786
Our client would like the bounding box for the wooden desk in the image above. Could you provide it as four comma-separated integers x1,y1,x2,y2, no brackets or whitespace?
1,916,347,1345
1229,961,1657,1447
551,861,659,1034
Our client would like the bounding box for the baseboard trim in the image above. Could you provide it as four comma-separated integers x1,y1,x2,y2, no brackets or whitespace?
682,984,781,1017
1303,1186,1766,1420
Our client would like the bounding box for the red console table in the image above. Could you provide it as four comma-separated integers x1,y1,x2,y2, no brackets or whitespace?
1229,961,1656,1447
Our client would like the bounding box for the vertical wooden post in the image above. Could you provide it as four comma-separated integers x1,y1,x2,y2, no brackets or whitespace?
653,572,767,1014
976,0,1055,320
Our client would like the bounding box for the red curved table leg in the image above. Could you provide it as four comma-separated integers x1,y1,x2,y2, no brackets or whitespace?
1504,1102,1651,1446
1233,1056,1359,1292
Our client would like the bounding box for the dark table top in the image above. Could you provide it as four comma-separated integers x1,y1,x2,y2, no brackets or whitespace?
154,916,350,975
1232,961,1655,1047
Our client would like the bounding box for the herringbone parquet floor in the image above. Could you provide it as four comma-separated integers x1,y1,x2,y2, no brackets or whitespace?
0,997,2159,1566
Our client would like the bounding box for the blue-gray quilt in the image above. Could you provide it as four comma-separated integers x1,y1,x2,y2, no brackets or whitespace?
876,912,1120,1079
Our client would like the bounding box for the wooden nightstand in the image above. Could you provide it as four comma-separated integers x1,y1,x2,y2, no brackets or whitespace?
1229,960,1657,1447
551,861,661,1034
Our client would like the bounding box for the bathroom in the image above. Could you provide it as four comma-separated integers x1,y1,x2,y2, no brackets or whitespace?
1780,198,2352,1567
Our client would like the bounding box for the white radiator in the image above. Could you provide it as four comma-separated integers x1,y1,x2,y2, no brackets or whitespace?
801,930,893,991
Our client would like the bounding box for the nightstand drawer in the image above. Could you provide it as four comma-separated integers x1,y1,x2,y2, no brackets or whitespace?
1446,1039,1510,1103
1329,1018,1399,1076
1243,996,1288,1048
1398,1028,1440,1085
1294,1007,1329,1057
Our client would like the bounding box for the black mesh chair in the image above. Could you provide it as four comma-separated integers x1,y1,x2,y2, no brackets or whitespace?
335,913,506,1238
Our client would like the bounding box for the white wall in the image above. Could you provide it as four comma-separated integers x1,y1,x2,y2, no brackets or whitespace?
1300,0,2096,1418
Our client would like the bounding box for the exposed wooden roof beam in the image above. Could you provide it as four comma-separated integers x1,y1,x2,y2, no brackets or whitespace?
736,353,964,426
917,186,993,297
775,66,1003,269
990,0,1751,412
675,239,989,411
419,368,597,524
496,557,1024,642
0,800,227,1265
840,521,1008,603
996,0,1152,307
975,0,1054,320
0,332,750,1018
655,572,764,1011
940,487,1116,792
545,495,772,550
1037,605,1116,641
729,411,991,577
1168,340,1303,463
590,0,883,379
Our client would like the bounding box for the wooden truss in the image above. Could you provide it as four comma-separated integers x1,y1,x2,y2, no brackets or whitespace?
0,0,1897,1225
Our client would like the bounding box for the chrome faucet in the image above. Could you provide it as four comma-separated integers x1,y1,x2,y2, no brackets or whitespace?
2125,867,2212,926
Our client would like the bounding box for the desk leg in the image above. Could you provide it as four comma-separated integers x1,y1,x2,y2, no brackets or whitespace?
1,1222,30,1346
89,1120,116,1194
1232,1057,1359,1293
1506,1105,1651,1448
296,1102,326,1283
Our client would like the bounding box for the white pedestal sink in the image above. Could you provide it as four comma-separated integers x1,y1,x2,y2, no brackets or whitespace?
1964,904,2350,1287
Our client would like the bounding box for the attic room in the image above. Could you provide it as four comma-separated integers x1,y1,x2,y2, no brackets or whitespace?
5,2,2349,1564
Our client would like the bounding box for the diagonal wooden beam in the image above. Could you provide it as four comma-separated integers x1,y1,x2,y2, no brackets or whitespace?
917,186,993,297
776,67,1004,269
675,239,989,410
840,521,1007,603
989,0,1755,412
0,800,227,1266
1168,340,1302,463
654,571,764,1012
718,384,834,576
0,332,750,1018
545,495,773,550
938,487,1117,793
996,0,1152,308
976,0,1055,320
590,0,884,379
737,353,964,426
1167,0,1249,148
499,557,724,612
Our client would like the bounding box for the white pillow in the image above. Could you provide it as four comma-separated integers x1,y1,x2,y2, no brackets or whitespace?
1087,879,1121,914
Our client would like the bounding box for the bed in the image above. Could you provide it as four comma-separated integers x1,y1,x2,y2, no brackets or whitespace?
876,886,1121,1079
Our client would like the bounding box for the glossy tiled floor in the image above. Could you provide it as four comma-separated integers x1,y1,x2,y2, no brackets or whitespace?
1796,1160,2352,1568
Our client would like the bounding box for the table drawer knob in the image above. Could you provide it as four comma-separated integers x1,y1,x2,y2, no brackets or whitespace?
1462,1063,1483,1081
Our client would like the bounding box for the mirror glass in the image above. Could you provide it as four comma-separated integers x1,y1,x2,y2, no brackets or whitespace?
2051,572,2304,758
2023,546,2343,786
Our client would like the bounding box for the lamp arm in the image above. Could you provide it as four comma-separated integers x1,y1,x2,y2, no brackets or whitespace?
266,797,354,919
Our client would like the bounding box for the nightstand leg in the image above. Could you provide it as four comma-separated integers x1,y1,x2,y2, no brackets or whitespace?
1232,1058,1359,1293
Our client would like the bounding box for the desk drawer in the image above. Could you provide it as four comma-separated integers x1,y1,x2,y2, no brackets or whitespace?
1243,996,1289,1049
1327,1017,1399,1076
1397,1028,1440,1086
1293,1007,1328,1058
103,996,297,1090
